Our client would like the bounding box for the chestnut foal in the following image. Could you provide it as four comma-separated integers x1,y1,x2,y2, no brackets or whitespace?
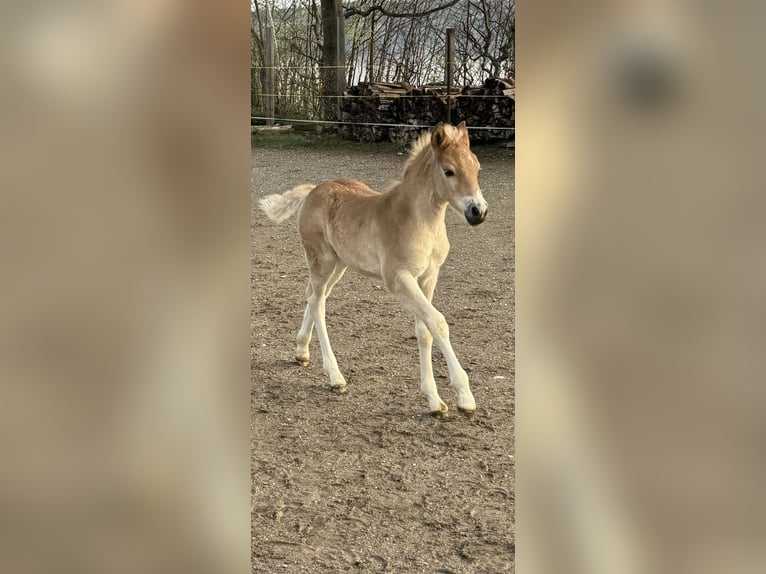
260,122,488,417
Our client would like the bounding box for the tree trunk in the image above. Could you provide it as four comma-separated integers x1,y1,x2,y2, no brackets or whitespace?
320,0,345,121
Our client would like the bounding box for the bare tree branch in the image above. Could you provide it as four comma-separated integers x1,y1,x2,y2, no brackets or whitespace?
343,0,461,20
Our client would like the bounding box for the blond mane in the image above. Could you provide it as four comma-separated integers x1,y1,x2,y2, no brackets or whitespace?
402,124,463,176
386,124,463,192
402,129,433,173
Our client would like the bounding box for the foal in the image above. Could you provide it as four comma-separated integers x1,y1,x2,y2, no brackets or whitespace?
259,121,488,417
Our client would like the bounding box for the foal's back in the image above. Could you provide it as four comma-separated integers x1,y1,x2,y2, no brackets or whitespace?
298,178,381,236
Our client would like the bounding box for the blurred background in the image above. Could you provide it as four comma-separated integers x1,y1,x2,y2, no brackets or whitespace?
518,1,766,573
1,0,764,573
0,1,249,573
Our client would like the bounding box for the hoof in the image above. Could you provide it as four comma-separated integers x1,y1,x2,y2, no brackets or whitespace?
430,409,449,420
295,356,309,366
457,407,476,420
331,385,347,394
429,402,449,420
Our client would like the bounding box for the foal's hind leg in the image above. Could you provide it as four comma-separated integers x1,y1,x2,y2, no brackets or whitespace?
295,265,346,366
295,286,314,366
304,262,347,391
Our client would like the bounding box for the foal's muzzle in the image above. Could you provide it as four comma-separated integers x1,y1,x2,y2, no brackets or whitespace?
464,202,488,226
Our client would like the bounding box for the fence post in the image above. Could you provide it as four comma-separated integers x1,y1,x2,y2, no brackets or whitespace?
445,27,455,124
264,2,275,126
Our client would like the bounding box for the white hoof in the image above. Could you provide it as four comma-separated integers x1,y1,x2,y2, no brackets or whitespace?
328,371,347,390
428,397,449,418
456,388,476,412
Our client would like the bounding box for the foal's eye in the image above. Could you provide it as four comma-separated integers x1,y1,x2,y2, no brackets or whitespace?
443,169,455,177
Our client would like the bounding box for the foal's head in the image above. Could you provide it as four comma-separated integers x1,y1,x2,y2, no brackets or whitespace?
430,121,488,226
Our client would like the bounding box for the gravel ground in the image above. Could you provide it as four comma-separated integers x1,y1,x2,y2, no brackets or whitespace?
252,136,515,573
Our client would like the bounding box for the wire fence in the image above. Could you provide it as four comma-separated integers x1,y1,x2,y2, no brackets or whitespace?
250,116,514,131
251,65,514,138
250,63,499,70
251,93,509,99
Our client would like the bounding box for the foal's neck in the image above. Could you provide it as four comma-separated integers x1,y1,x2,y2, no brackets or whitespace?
394,147,446,220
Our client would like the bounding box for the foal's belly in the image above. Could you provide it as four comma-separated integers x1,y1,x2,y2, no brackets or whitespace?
326,228,383,279
349,262,384,279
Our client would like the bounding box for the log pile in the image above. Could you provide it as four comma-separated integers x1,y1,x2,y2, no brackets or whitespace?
339,78,514,144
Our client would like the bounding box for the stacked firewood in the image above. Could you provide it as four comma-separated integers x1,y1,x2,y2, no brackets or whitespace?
338,78,514,144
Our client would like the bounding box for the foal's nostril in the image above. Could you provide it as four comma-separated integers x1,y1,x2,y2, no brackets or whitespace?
465,202,486,226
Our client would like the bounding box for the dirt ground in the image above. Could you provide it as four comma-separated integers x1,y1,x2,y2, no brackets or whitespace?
252,135,515,573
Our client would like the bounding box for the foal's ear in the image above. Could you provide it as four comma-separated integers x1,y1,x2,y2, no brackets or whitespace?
431,122,447,149
457,121,470,143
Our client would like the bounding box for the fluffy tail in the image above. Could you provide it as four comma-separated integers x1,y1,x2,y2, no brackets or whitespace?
259,183,316,224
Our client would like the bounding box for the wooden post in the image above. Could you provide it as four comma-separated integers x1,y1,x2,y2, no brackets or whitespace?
264,3,275,126
445,27,455,124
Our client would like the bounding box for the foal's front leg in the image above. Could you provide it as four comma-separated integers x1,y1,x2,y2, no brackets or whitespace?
393,272,476,414
415,272,449,417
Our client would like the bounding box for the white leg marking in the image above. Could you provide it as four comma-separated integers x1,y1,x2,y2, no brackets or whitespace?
415,272,447,414
295,304,313,364
393,272,475,412
416,319,447,414
295,266,346,366
308,274,346,389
